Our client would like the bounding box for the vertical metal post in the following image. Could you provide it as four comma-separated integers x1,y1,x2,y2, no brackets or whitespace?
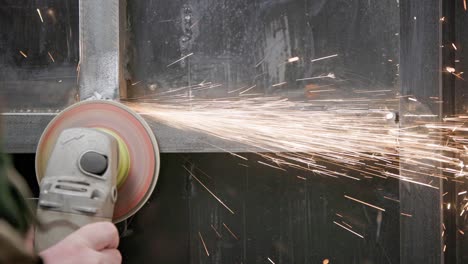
399,0,443,263
78,0,127,100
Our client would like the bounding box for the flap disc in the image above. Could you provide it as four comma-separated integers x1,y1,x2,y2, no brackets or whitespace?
36,100,160,223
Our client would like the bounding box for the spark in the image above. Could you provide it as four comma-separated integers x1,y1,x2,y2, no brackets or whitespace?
37,8,44,23
272,82,287,87
401,213,413,217
344,195,386,212
464,0,467,11
459,191,467,195
258,161,286,171
183,166,235,214
287,56,300,63
296,73,335,81
445,66,455,73
354,89,392,94
19,50,27,58
48,52,55,62
223,223,239,240
341,221,353,229
267,257,275,264
131,81,142,86
167,52,194,67
129,97,468,189
447,203,451,209
440,17,446,22
408,97,418,102
452,43,458,50
383,196,400,203
323,259,330,264
333,221,364,238
211,225,222,238
444,244,447,252
311,54,338,62
239,85,257,95
459,229,465,235
296,176,306,180
308,89,336,93
204,142,248,161
198,232,210,256
335,213,343,218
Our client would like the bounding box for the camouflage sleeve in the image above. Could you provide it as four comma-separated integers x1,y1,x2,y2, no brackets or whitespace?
0,146,40,263
0,151,35,235
0,220,41,263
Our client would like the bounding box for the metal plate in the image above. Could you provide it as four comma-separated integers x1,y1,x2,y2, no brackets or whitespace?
35,100,160,222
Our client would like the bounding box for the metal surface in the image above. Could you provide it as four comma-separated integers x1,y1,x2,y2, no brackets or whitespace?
399,0,443,263
116,153,400,264
0,1,78,111
78,0,126,100
35,101,160,222
2,113,259,153
127,0,399,100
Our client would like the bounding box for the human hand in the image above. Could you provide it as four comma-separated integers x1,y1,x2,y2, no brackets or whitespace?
39,222,121,264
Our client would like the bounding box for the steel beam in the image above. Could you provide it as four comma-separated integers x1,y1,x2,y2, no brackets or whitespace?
399,0,443,263
2,114,259,153
78,0,126,100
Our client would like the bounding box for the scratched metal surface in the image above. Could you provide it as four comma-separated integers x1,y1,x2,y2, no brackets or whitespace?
121,2,402,262
126,0,399,101
14,153,400,263
115,154,401,264
0,0,79,110
399,0,443,263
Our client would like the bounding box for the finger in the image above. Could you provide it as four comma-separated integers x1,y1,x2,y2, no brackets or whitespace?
100,249,122,264
72,222,120,250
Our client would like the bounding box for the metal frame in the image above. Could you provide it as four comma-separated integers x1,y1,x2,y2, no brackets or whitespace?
2,113,260,153
78,0,126,100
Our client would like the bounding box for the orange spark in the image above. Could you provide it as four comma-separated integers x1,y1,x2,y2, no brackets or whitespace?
36,8,44,23
223,223,239,240
211,225,222,238
198,232,210,256
183,166,235,214
333,221,364,238
48,52,55,62
344,195,386,212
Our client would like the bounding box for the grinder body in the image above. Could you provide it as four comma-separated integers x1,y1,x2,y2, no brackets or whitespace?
35,128,119,251
34,100,160,252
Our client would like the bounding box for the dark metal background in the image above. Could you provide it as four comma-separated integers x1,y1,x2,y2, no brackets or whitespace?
399,0,443,263
14,153,400,264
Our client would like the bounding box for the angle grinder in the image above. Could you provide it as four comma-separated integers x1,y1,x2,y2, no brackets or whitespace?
34,100,160,251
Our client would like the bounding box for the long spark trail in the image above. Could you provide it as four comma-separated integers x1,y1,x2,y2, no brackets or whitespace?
183,166,236,214
128,96,468,187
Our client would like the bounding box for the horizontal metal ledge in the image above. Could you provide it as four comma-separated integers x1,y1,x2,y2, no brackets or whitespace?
1,114,260,153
